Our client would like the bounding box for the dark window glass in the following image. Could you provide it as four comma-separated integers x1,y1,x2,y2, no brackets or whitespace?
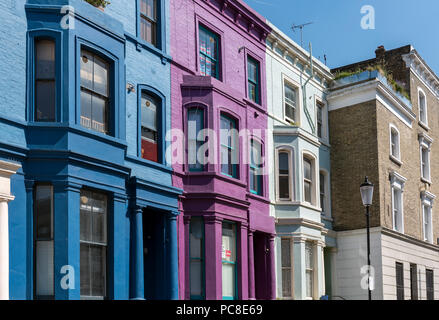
396,262,404,300
250,139,263,196
426,269,434,300
35,39,56,122
304,158,312,204
141,92,159,162
190,217,204,299
80,50,109,135
80,190,107,299
317,102,323,138
247,56,260,104
320,172,325,214
140,0,157,46
34,185,54,299
220,115,238,178
410,264,418,300
278,152,290,200
199,26,219,79
188,108,205,171
281,239,292,298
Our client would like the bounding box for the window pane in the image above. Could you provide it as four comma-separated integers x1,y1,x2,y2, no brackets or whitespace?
279,152,289,175
141,93,158,132
188,109,204,170
80,244,90,297
80,90,92,129
279,176,290,199
35,185,53,239
36,39,55,79
35,81,56,122
91,245,106,297
222,263,235,298
80,52,93,90
222,223,236,263
285,84,296,103
304,158,312,180
141,17,156,45
93,56,109,97
306,270,313,297
35,240,54,297
305,243,313,269
282,269,291,297
190,218,203,259
140,0,156,20
190,260,203,297
304,181,311,203
281,239,291,268
247,58,258,82
91,94,107,134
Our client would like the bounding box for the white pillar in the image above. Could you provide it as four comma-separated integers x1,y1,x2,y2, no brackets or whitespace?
0,200,11,300
0,160,20,300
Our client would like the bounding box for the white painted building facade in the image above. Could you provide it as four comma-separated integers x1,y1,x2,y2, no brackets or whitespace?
265,22,335,300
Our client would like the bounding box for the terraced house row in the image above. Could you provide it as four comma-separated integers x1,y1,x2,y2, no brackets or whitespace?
0,0,438,300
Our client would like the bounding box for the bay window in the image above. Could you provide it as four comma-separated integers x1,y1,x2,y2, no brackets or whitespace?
188,108,205,171
80,190,108,299
303,156,314,205
35,39,56,122
277,150,291,201
34,184,54,299
281,238,293,298
220,114,239,179
80,50,109,135
305,242,314,299
189,217,205,300
221,222,237,300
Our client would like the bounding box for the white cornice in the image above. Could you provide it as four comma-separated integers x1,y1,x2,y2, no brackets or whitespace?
265,22,333,85
273,126,321,147
328,78,415,128
402,50,439,99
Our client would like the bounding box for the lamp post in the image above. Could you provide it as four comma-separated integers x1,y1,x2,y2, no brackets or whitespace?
360,176,374,301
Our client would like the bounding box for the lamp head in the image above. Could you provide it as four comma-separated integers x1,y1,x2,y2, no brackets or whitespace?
360,176,374,207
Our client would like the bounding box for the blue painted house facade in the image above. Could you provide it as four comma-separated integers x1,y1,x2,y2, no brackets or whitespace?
0,0,181,300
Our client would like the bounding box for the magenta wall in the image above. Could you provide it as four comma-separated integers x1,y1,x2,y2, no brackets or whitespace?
170,0,274,300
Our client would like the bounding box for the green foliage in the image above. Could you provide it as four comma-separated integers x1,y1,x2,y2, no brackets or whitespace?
333,64,410,100
84,0,111,8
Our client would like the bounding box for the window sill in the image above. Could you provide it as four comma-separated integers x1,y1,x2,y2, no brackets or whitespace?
419,121,430,131
124,32,172,64
243,97,266,114
389,155,402,166
125,155,173,173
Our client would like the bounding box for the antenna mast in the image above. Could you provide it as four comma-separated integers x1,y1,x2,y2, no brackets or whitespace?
292,22,313,48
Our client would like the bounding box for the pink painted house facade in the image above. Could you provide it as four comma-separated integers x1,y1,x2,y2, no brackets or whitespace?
170,0,275,300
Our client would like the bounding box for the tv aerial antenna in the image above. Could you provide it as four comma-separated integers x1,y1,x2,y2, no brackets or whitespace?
292,22,313,48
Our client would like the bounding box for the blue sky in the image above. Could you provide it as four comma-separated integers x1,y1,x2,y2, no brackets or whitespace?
243,0,439,74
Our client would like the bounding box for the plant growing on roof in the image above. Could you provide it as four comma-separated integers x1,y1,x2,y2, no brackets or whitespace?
84,0,111,8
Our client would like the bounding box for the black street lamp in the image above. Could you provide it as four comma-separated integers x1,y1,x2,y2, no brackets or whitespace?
360,176,374,301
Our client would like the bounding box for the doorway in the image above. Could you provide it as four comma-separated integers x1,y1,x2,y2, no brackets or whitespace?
253,232,270,300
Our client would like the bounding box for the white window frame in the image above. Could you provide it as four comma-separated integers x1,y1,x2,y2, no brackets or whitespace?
275,147,294,202
390,171,407,234
418,87,428,128
319,169,330,218
389,124,401,163
419,133,433,183
315,97,328,141
302,151,317,206
282,75,301,125
421,191,435,244
305,241,315,300
280,237,294,299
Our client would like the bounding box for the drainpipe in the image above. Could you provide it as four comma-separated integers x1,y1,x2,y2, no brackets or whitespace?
301,43,316,134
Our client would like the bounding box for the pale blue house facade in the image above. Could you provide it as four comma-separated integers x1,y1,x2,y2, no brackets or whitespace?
0,0,181,300
265,23,336,300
